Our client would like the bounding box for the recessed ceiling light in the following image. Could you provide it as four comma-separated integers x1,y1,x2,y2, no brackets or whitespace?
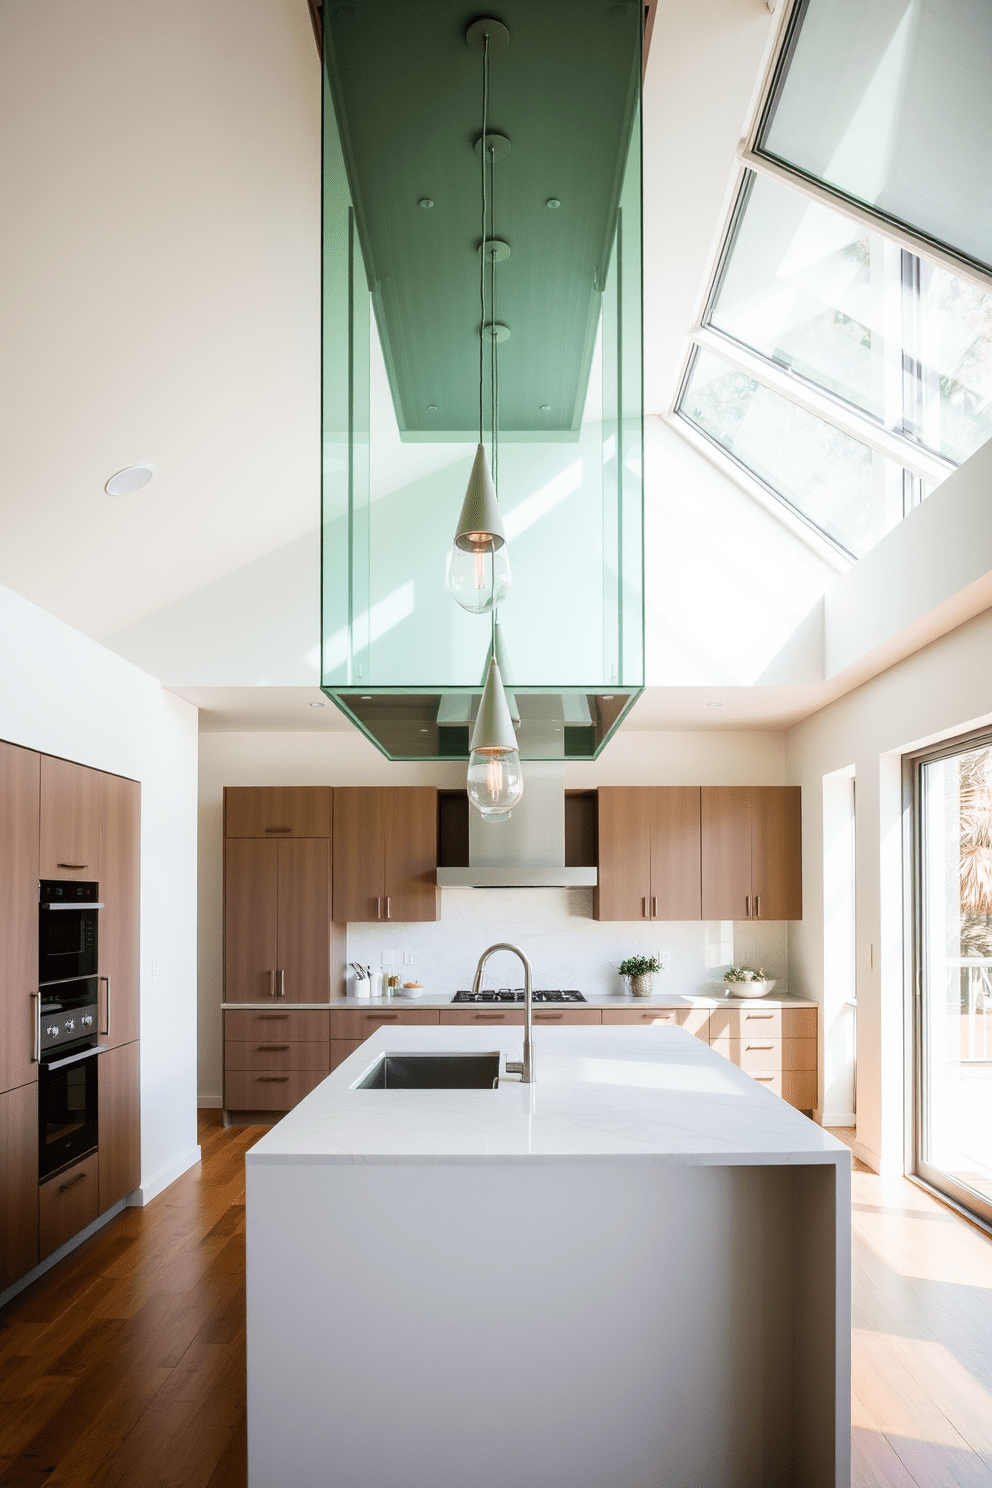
360,695,372,700
420,727,429,733
420,198,434,209
602,695,614,700
540,404,551,411
708,701,724,708
428,404,437,410
105,464,153,496
547,199,561,209
310,702,327,708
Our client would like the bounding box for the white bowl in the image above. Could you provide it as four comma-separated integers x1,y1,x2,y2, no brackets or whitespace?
395,985,425,999
723,978,776,999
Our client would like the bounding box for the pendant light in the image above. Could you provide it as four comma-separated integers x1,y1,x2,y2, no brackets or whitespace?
448,19,511,616
467,655,523,823
481,620,519,724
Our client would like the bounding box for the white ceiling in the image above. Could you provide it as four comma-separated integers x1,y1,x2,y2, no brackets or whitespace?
0,0,781,647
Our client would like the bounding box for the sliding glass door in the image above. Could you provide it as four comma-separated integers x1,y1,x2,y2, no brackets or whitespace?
916,735,992,1224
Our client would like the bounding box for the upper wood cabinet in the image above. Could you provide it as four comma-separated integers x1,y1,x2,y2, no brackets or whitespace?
225,837,333,1002
225,787,331,839
333,787,438,922
40,755,103,879
0,743,40,1094
700,787,802,921
99,773,140,1049
595,788,701,921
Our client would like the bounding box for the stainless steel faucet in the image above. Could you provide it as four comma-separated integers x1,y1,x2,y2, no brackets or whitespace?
472,942,535,1083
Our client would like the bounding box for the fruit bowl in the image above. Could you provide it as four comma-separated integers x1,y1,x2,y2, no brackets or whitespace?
723,978,776,999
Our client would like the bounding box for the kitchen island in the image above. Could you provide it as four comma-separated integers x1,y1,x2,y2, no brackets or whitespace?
246,1024,850,1488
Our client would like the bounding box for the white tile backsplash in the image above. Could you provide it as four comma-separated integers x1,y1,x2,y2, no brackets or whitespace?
346,889,787,997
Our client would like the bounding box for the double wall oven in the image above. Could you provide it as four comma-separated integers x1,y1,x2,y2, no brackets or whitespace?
37,880,106,1181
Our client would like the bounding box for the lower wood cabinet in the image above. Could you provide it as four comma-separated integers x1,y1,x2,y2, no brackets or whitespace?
602,1007,709,1036
224,1009,331,1115
708,1006,817,1114
99,1041,141,1212
0,1081,39,1289
39,1153,100,1261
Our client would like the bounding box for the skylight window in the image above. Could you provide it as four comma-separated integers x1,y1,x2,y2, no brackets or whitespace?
676,170,991,559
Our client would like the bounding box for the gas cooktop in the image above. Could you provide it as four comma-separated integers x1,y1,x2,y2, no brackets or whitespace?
452,989,586,1003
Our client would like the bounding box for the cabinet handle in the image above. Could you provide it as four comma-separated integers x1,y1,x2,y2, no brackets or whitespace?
257,1044,290,1052
746,1044,774,1051
257,1013,289,1020
745,1012,773,1020
745,896,751,918
367,1012,398,1021
386,897,391,919
259,1075,289,1083
377,897,382,919
57,862,88,869
651,896,657,918
264,826,292,833
58,1172,87,1194
641,897,647,919
268,970,275,998
534,1012,563,1021
755,895,761,918
475,1013,506,1020
99,976,111,1037
278,969,286,997
754,1075,774,1083
655,1012,674,1020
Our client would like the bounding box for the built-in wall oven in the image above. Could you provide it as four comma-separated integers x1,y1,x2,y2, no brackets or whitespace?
37,881,105,1181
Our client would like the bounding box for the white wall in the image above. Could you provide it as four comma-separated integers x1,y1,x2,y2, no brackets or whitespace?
0,582,199,1204
197,726,787,1102
786,604,992,1173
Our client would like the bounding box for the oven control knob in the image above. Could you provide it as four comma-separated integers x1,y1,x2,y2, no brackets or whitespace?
64,1018,75,1032
47,1025,59,1037
81,1014,93,1026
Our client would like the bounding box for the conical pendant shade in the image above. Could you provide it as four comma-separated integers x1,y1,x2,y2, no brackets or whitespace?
454,444,505,551
481,623,519,723
470,656,518,755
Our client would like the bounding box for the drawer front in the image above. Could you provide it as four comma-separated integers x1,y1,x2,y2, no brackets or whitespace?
330,1008,440,1039
39,1154,100,1261
225,1041,331,1074
225,1009,330,1042
225,786,331,839
224,1069,326,1111
602,1008,709,1036
748,1069,817,1110
709,1007,815,1041
529,1009,602,1025
710,1036,816,1073
330,1038,369,1072
438,1009,524,1026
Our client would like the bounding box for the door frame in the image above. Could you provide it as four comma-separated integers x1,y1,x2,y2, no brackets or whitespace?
906,724,992,1229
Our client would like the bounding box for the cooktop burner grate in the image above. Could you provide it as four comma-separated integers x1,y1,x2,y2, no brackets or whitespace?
451,989,586,1003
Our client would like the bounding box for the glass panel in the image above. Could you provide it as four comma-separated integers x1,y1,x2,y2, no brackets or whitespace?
320,3,644,759
757,0,992,272
677,347,908,558
919,743,992,1216
710,172,992,466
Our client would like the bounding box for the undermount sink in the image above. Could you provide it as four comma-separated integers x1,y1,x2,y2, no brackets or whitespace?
356,1052,501,1090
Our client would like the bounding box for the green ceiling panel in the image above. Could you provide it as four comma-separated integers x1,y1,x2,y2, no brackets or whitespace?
324,0,641,439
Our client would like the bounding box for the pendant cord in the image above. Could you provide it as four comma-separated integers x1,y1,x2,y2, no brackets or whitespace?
478,33,489,448
490,144,498,497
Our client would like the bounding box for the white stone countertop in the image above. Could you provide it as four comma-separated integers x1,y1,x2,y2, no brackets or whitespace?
246,1024,845,1166
328,989,817,1009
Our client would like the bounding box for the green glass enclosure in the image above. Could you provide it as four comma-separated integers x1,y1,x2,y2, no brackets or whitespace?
321,1,644,760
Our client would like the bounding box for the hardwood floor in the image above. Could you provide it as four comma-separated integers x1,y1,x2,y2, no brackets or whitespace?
0,1114,264,1488
3,1115,992,1486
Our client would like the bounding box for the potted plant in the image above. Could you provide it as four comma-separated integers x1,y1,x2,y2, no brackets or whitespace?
619,955,661,998
722,965,777,1000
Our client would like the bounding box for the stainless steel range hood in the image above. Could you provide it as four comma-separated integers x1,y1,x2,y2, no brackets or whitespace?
436,763,597,889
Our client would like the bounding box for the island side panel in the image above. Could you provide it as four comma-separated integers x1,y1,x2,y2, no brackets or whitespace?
793,1159,852,1488
246,1156,844,1488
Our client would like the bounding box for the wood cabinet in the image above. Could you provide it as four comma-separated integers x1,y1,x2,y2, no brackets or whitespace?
224,837,334,1003
333,787,438,922
595,788,701,921
700,787,802,921
602,1007,709,1037
0,1082,39,1288
224,1009,332,1117
709,1005,817,1114
98,1041,141,1212
1,744,40,1094
225,787,331,840
39,1153,100,1261
39,755,103,880
98,773,140,1049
